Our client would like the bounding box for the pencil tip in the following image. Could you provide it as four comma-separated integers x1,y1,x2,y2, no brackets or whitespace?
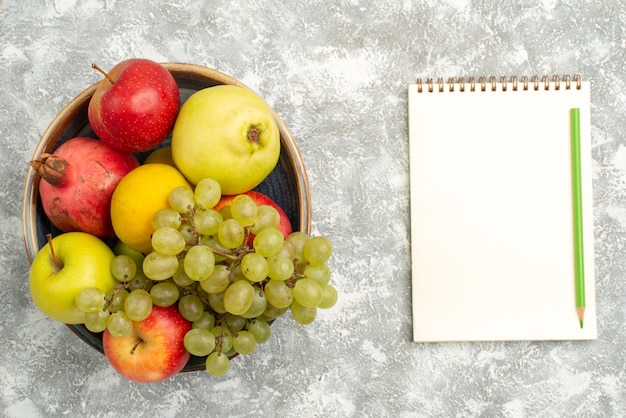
580,320,584,329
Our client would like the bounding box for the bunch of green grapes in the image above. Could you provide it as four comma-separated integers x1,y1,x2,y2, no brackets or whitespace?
75,177,337,377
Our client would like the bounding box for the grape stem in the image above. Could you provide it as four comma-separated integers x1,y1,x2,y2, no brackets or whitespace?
217,313,240,338
184,206,245,261
207,246,239,261
181,284,212,309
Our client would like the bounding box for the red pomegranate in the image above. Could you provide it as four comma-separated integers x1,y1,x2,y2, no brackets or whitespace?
31,137,139,238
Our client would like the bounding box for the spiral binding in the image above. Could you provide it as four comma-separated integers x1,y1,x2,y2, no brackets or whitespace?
415,75,582,93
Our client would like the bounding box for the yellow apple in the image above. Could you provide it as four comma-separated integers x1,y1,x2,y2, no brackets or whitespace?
171,85,280,194
29,232,117,324
144,146,175,166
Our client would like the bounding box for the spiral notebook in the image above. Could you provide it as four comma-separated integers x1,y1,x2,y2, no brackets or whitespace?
409,75,597,342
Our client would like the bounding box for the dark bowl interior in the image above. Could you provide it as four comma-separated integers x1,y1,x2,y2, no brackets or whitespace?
21,63,311,372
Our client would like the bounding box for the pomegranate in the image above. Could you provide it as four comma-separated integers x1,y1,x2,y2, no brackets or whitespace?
31,137,139,238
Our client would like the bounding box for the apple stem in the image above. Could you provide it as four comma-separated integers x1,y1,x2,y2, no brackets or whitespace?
46,233,63,270
247,127,260,144
130,339,143,355
91,63,115,85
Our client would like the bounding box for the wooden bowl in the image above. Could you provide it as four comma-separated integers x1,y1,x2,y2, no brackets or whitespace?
21,63,311,372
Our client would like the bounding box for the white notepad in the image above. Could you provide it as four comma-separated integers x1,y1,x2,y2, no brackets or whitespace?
408,76,597,342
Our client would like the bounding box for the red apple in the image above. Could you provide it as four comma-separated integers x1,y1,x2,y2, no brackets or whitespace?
215,190,293,246
102,305,191,383
88,58,180,153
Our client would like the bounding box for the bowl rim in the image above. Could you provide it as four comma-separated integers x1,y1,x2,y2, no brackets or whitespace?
22,62,312,263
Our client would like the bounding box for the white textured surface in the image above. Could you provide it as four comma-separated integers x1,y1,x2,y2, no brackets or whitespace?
1,1,625,417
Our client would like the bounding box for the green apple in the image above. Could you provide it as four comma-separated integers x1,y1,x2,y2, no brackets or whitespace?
29,232,117,324
171,85,280,195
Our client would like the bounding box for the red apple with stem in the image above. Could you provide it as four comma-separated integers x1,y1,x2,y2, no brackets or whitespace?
102,305,192,383
88,58,180,153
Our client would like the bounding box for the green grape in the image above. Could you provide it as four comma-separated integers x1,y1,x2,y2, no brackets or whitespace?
264,279,293,309
151,227,186,256
173,259,195,287
169,185,195,213
149,281,180,307
223,280,255,315
262,303,289,320
276,240,296,260
75,287,106,313
196,283,209,300
205,352,230,377
318,284,338,309
107,311,133,338
178,220,197,245
178,294,205,322
109,288,129,313
253,227,284,257
230,194,257,226
303,263,331,286
184,245,215,281
291,300,317,325
110,255,138,282
293,278,324,307
303,236,333,264
211,326,233,352
151,208,182,230
124,289,153,321
225,313,247,333
249,205,280,235
223,347,237,358
233,330,257,355
194,208,223,236
240,252,269,282
113,241,144,271
84,309,110,333
208,290,227,313
218,218,245,248
201,236,229,263
247,319,271,343
193,311,216,330
266,254,295,281
127,269,152,291
286,231,310,262
194,177,222,209
230,264,246,282
143,251,179,281
199,264,231,294
218,205,232,220
241,285,268,319
184,328,216,357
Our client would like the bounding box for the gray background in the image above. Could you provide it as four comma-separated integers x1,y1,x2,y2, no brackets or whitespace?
1,1,625,417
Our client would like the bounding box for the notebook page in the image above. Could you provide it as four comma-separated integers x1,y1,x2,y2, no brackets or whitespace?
408,80,596,342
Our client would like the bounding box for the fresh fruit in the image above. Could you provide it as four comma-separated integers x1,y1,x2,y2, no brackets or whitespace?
29,232,117,324
125,176,336,376
144,146,175,166
171,85,280,194
215,190,293,246
102,305,192,383
88,58,180,153
30,137,139,238
110,163,191,254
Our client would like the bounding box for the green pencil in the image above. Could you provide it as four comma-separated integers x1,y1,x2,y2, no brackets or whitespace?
570,107,585,329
